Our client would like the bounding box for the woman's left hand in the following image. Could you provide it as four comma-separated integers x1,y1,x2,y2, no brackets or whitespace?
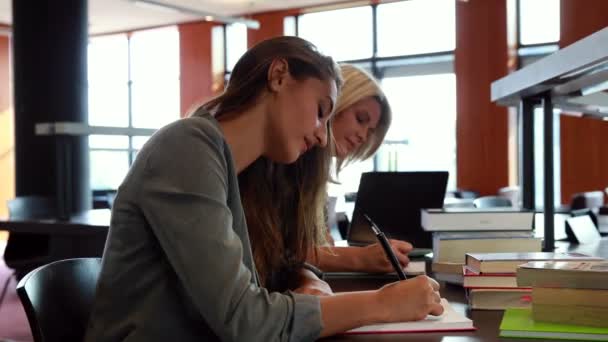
293,268,334,296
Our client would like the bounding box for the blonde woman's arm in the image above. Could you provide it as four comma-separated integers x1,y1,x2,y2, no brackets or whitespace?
308,239,412,273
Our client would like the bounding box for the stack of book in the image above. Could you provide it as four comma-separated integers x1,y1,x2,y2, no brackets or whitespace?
464,252,531,310
465,252,603,311
500,259,608,339
421,208,541,284
518,260,608,327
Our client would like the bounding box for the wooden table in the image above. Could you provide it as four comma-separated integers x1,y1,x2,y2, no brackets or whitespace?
324,238,608,341
0,209,110,275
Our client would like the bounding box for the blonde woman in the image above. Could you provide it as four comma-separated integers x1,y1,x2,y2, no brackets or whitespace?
307,64,413,274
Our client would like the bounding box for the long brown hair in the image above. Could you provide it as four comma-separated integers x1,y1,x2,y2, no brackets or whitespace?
194,36,341,288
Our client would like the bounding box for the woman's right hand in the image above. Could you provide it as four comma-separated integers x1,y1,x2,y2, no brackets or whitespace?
359,239,412,273
376,275,444,322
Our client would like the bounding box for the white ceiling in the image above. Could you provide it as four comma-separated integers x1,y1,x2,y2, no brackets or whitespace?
0,0,336,35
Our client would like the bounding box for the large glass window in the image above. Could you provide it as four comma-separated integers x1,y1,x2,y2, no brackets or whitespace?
130,27,180,129
88,35,129,127
88,26,180,191
298,6,373,61
519,0,560,45
225,23,248,72
381,74,457,190
287,1,457,196
377,0,455,57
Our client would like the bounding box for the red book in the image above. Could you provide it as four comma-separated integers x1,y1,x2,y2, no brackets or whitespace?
462,266,524,289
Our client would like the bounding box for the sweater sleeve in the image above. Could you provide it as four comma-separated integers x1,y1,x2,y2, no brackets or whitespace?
136,118,323,342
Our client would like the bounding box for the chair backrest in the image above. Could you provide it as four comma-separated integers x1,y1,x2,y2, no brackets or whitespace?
570,191,604,210
473,196,513,209
498,186,521,208
451,189,479,200
16,258,101,342
7,196,56,219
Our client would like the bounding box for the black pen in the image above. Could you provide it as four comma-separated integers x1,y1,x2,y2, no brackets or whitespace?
363,214,407,280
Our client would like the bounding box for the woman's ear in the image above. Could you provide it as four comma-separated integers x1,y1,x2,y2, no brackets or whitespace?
268,58,289,92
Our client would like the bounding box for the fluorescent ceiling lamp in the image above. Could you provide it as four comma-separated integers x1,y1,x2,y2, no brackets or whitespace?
132,0,260,29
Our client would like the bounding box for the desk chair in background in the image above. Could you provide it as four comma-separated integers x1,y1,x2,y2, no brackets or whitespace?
4,196,57,280
16,258,101,342
570,190,604,210
570,191,605,228
473,196,513,209
450,189,479,200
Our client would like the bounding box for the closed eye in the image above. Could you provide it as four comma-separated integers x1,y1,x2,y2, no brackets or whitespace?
357,112,370,124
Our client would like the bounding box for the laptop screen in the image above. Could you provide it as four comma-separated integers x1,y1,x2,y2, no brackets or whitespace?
347,171,449,249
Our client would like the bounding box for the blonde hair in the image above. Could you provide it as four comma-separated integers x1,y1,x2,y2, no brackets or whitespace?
332,64,392,174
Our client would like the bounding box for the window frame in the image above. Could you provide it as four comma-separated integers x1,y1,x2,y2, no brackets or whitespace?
290,2,457,188
88,26,179,191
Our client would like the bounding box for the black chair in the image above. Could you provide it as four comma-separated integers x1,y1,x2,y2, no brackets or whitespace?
4,196,57,279
16,258,101,342
570,190,604,210
450,189,479,200
473,196,513,208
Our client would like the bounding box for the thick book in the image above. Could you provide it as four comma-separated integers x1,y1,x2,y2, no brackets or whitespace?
433,272,464,285
421,208,534,231
346,298,475,334
466,252,602,274
517,261,608,289
468,288,532,310
500,307,608,340
532,287,608,307
533,303,608,328
432,262,464,274
463,266,519,289
433,232,542,263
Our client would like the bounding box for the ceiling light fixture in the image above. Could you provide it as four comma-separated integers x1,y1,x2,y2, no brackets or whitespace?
132,0,260,29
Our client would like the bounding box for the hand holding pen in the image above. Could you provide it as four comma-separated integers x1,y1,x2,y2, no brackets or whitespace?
363,214,408,280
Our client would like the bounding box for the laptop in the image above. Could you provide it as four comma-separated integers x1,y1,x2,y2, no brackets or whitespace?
346,171,449,253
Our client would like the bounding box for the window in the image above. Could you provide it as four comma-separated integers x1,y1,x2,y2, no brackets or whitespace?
289,1,457,195
225,23,248,72
519,0,560,45
298,6,373,61
533,108,561,209
130,27,180,129
89,136,130,190
377,0,455,57
88,35,129,127
87,26,180,191
381,74,457,190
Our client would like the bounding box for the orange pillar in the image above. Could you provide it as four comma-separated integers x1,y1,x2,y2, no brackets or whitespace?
559,0,608,204
0,33,12,220
179,21,216,117
455,0,510,196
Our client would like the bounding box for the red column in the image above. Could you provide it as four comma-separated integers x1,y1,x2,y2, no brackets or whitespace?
0,32,13,218
455,0,510,196
559,0,608,204
179,21,216,117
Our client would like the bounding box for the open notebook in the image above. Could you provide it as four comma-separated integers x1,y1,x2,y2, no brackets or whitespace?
346,298,475,334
